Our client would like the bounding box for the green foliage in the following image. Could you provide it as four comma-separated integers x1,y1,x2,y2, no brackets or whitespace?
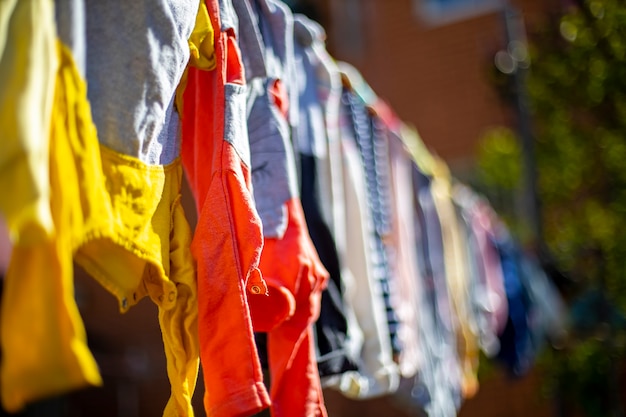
478,1,626,415
537,337,620,417
477,127,522,191
527,0,626,306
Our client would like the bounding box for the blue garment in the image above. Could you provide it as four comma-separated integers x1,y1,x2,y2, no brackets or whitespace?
494,234,533,376
341,87,401,355
233,0,299,238
292,15,326,159
519,255,568,355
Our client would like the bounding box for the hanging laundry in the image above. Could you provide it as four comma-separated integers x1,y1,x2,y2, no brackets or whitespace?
233,1,329,416
2,0,203,414
1,29,103,412
493,227,534,376
518,254,568,356
234,0,299,239
407,158,462,417
338,64,402,358
453,184,508,357
76,2,201,415
322,81,400,399
372,99,423,380
430,159,481,399
292,14,359,379
178,0,272,416
0,2,572,415
494,228,568,377
0,0,57,245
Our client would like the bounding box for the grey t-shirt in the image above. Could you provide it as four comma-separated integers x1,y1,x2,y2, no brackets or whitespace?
83,0,198,165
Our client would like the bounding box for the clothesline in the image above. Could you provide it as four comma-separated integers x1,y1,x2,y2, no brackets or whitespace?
0,1,567,417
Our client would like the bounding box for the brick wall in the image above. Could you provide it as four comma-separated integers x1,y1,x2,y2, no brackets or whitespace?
321,0,553,167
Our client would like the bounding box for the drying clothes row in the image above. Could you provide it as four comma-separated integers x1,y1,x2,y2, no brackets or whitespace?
302,64,567,417
0,0,329,416
1,1,203,416
0,1,567,417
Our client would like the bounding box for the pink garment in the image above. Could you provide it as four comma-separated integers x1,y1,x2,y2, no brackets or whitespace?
471,199,508,336
0,217,11,276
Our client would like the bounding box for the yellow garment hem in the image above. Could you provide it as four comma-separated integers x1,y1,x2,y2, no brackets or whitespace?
75,145,182,313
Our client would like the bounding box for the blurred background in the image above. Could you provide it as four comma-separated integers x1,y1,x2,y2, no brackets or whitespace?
4,0,626,416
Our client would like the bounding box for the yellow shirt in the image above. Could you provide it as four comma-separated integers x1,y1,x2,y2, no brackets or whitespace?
0,0,57,245
1,39,104,413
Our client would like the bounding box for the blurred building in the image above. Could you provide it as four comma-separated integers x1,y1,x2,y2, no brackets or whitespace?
306,0,556,172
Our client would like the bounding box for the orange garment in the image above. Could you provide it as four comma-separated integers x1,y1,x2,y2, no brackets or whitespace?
179,1,271,416
246,69,328,417
248,198,329,417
